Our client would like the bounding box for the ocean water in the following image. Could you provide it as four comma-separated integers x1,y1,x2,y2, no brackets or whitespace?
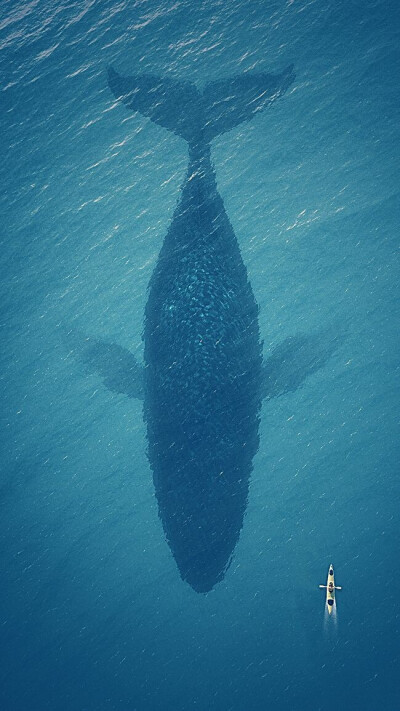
1,1,399,709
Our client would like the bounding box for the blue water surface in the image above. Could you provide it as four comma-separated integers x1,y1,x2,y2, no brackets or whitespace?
1,1,399,709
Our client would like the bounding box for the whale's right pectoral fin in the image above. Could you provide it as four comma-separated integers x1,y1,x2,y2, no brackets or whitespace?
66,330,144,400
262,329,339,400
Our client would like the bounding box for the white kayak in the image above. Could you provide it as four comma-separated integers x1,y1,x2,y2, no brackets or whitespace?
319,563,342,614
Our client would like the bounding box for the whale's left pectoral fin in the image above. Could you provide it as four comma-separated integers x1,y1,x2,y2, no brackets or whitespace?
262,330,339,401
66,331,144,400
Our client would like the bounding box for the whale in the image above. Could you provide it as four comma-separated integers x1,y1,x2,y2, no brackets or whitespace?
71,65,337,592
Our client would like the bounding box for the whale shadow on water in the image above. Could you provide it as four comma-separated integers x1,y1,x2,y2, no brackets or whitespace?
70,65,338,593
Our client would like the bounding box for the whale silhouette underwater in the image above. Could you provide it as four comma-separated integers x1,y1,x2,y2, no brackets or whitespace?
72,64,337,592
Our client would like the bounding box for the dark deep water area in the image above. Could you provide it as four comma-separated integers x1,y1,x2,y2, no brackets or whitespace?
1,1,399,709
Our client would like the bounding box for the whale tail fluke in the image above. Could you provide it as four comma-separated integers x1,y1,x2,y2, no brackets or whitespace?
107,64,295,144
107,67,201,142
202,64,295,142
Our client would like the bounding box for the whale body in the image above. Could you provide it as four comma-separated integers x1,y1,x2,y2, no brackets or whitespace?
144,140,262,592
105,65,296,592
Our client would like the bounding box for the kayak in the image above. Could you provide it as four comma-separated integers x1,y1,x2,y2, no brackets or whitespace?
319,563,342,614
